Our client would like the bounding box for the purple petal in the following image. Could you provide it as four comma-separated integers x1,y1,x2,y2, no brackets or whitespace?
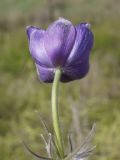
44,18,76,66
36,64,54,83
26,26,40,41
27,26,53,67
66,23,94,65
61,59,89,82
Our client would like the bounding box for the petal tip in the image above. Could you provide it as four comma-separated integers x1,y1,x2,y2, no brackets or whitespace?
26,25,32,30
26,25,34,33
85,23,91,29
26,25,39,31
26,25,33,40
56,17,72,25
26,25,40,40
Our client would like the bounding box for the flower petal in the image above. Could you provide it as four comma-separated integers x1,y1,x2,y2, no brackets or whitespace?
36,64,54,83
26,26,40,41
44,18,76,66
66,23,94,65
61,59,89,82
27,26,53,67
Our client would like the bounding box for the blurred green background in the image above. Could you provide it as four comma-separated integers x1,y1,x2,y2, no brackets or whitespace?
0,0,120,159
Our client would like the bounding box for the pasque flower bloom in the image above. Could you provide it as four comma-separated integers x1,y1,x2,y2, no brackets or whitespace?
26,18,94,83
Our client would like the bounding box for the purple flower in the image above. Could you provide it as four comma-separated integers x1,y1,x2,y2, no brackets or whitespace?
26,18,94,83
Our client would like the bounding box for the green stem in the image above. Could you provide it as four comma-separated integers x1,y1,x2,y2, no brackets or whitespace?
52,68,64,159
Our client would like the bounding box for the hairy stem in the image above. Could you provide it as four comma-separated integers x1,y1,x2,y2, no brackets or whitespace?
51,68,64,159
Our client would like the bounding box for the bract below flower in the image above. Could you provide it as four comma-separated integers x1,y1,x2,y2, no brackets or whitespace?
26,18,94,83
